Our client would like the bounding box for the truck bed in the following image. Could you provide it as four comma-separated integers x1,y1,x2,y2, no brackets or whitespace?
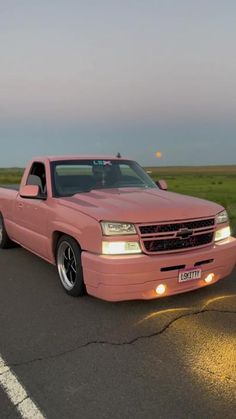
0,186,19,221
0,184,19,191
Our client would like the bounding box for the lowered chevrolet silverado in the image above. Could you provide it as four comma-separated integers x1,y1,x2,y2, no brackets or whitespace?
0,156,235,301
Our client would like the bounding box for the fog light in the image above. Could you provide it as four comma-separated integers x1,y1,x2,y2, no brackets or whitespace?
156,284,166,295
205,273,215,284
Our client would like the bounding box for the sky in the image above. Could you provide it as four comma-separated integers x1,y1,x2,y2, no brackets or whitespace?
0,0,236,167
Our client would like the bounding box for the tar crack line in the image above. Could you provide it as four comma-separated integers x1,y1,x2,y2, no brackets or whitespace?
7,308,236,369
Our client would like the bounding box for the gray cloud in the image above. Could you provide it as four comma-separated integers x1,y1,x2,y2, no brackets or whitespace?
0,1,235,165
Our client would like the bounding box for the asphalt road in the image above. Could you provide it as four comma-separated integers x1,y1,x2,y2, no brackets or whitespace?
0,247,235,419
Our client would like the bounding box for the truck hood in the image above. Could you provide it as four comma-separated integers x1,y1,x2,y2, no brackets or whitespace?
59,188,223,223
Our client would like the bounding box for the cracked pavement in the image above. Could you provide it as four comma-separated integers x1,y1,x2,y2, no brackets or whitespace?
0,248,236,418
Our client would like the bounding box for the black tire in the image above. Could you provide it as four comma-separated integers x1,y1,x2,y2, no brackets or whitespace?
0,214,14,249
56,235,86,297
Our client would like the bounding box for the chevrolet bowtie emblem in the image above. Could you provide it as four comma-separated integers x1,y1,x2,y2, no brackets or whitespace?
176,228,193,239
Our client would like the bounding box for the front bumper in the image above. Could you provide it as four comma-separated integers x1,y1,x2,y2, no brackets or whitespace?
82,237,236,301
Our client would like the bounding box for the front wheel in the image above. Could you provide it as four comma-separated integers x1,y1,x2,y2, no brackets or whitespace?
0,214,14,249
56,235,86,297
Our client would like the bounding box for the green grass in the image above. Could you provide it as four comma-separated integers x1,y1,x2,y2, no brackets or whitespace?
0,165,235,235
0,168,24,185
146,165,236,236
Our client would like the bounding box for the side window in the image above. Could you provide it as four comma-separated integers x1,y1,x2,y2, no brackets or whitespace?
26,162,47,195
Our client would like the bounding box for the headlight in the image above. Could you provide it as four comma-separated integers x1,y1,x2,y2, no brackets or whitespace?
215,226,231,242
101,221,136,236
216,210,229,224
102,241,142,255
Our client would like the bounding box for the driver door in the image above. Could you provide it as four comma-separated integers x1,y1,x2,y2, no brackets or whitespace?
14,162,50,260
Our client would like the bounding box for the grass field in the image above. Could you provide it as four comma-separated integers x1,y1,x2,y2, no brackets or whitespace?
0,165,235,235
0,168,24,185
147,165,236,236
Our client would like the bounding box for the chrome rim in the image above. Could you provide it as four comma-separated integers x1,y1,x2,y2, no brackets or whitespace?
57,241,77,290
0,217,3,244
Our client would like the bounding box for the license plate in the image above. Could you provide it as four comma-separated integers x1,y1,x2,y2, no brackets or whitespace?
178,268,202,283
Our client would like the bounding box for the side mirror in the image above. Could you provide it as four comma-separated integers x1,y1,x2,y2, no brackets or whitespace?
156,180,168,191
20,185,40,199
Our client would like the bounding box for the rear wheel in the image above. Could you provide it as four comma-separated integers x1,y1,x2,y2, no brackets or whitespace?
56,235,86,297
0,214,14,249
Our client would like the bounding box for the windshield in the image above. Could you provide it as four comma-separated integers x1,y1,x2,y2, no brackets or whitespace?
51,159,157,197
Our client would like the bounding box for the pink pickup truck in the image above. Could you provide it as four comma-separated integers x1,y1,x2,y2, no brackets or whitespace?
0,156,235,301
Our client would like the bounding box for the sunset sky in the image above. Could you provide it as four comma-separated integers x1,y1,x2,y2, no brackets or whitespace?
0,0,235,166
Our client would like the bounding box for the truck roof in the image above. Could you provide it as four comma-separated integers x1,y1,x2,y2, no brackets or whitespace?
32,155,130,163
